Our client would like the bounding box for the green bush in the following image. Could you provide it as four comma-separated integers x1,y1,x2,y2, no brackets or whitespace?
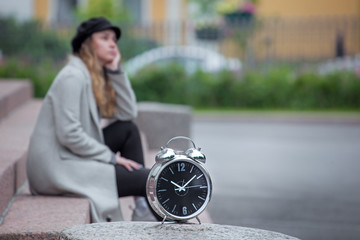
238,67,295,108
0,58,61,97
118,36,158,61
132,63,360,110
0,17,70,62
131,64,188,104
186,70,218,107
1,53,359,110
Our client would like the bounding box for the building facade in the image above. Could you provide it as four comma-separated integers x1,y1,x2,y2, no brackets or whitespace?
257,0,360,17
1,0,359,61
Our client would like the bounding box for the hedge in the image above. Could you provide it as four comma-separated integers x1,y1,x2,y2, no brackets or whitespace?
131,64,360,109
1,59,359,110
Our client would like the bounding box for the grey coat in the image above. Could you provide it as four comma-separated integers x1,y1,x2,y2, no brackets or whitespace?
27,56,137,223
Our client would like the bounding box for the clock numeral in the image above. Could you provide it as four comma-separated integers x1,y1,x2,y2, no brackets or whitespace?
192,203,198,210
190,165,194,173
177,163,185,172
182,206,187,215
169,167,174,175
197,174,203,179
163,198,170,204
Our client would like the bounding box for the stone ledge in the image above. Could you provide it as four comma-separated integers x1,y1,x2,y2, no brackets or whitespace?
0,100,42,216
0,193,90,240
0,79,32,121
134,102,192,150
0,153,16,215
59,221,300,240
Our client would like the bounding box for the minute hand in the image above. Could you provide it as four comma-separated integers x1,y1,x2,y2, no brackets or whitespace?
178,175,196,192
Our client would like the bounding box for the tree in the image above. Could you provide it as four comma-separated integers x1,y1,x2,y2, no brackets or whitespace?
76,0,132,24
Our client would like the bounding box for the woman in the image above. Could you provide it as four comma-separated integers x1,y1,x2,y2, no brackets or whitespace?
27,17,156,223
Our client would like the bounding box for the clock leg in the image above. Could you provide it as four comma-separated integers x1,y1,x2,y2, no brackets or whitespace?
161,216,167,224
196,216,201,224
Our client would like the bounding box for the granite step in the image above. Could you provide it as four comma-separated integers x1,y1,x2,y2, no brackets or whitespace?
0,80,32,121
0,186,90,240
0,94,90,240
0,99,42,216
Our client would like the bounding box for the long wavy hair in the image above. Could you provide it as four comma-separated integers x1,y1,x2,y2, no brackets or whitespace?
76,38,116,117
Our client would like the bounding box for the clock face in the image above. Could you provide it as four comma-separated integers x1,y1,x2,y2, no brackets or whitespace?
156,160,210,218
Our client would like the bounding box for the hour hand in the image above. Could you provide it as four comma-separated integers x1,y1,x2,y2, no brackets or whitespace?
175,175,196,192
175,185,203,191
170,181,182,189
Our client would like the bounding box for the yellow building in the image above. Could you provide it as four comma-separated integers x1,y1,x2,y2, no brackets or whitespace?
28,0,360,60
34,0,49,23
147,0,360,60
257,0,360,17
220,0,360,61
149,0,187,22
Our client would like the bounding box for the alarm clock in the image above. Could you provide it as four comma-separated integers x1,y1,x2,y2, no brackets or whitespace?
146,136,212,224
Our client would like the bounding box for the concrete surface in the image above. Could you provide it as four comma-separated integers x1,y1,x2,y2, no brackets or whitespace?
0,80,32,120
134,102,192,149
192,113,360,240
58,221,300,240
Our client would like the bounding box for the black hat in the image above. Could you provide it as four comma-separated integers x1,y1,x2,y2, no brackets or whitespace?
71,17,121,53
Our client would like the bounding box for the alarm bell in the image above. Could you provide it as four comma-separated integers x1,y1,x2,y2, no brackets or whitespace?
155,136,206,163
185,148,206,163
155,147,176,162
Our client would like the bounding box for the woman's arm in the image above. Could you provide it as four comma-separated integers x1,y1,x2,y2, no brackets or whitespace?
105,48,137,120
106,69,138,120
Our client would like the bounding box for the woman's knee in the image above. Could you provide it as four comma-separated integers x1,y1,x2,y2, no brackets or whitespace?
127,121,140,136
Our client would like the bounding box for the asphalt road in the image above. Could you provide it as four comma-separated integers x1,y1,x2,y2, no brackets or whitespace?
192,115,360,240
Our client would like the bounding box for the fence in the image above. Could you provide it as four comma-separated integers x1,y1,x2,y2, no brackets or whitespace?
119,15,360,66
1,14,359,68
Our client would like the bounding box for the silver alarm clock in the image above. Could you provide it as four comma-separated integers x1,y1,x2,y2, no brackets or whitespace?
146,136,212,224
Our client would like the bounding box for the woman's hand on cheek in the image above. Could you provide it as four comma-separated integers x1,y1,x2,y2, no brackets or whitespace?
105,48,121,71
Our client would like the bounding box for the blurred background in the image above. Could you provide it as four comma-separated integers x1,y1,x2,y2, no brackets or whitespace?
0,0,360,239
0,0,360,105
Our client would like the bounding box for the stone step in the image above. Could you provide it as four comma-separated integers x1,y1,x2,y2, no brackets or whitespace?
0,99,42,216
0,80,32,121
0,186,90,240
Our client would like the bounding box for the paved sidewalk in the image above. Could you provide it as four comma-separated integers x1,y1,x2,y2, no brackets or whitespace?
192,112,360,240
194,111,360,124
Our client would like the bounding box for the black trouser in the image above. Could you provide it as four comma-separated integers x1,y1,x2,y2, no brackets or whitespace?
103,120,162,221
103,120,150,198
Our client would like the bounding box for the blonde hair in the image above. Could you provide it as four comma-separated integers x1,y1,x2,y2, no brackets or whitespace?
76,38,116,117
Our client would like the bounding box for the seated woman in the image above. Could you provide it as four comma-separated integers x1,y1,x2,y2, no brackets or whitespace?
26,17,158,223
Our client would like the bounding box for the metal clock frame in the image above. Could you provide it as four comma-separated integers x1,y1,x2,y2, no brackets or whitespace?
146,136,213,224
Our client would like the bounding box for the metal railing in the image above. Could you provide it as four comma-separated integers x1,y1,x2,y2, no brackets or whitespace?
1,14,359,68
119,15,360,66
